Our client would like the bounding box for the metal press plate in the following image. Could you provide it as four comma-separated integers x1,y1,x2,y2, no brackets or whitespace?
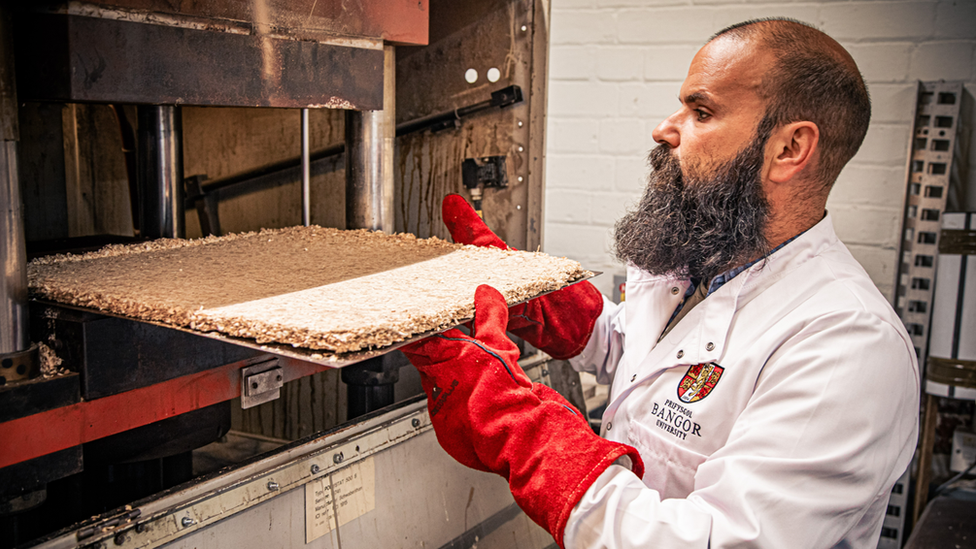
32,271,598,368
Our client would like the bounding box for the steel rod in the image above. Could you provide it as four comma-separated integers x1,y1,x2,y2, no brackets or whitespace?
0,4,27,354
137,105,185,239
301,108,311,226
0,142,27,354
345,46,395,233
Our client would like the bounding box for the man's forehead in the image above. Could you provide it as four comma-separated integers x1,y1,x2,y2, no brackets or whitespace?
681,37,768,105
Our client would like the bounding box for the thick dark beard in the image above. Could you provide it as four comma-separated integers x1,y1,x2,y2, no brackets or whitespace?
612,136,771,282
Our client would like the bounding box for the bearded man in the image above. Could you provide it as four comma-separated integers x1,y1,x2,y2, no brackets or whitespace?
402,18,919,549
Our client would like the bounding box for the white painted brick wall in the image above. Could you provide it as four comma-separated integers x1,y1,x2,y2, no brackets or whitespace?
544,0,976,301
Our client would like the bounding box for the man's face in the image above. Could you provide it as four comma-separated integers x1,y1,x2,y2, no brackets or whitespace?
652,37,771,180
612,37,775,281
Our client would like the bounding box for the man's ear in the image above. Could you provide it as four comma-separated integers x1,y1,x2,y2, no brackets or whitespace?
766,121,819,184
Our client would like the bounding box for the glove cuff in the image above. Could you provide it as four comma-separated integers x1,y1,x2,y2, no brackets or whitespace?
550,443,643,549
503,389,644,549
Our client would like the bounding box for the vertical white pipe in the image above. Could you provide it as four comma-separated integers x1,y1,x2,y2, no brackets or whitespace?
301,108,310,227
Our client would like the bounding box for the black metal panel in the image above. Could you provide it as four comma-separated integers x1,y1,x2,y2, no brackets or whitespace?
84,402,231,464
0,447,82,499
15,14,384,110
18,103,69,242
0,372,79,423
30,302,260,400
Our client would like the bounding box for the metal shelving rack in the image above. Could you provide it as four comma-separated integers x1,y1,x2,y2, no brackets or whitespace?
888,81,964,545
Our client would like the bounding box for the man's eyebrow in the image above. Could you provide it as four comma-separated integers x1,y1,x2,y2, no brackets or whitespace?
682,92,712,105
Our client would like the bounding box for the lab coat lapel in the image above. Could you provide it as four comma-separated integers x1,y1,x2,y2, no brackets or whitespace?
605,268,753,414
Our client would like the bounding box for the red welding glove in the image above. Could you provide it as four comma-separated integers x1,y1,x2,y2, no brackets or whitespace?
401,285,644,548
441,194,604,359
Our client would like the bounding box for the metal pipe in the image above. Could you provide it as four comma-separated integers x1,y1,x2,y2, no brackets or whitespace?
344,46,396,420
138,105,185,239
0,5,28,354
301,108,310,227
0,142,27,354
344,112,384,231
345,45,394,233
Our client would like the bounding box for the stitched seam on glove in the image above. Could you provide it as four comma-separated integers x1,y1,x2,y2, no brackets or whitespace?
559,403,580,417
435,334,519,383
511,312,542,326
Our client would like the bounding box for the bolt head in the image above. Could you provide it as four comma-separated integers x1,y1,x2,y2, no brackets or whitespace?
310,464,320,474
181,517,195,528
333,452,344,464
267,480,279,491
411,418,421,428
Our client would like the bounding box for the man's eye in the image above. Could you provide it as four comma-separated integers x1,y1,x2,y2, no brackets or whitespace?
695,109,711,121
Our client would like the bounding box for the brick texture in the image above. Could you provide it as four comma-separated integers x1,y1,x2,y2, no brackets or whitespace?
544,0,976,300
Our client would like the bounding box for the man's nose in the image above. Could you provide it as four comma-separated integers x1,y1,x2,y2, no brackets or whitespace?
651,111,680,149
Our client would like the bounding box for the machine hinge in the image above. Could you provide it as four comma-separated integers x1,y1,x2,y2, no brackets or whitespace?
241,359,284,409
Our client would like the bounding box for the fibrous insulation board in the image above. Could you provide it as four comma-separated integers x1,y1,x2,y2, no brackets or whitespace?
28,226,586,355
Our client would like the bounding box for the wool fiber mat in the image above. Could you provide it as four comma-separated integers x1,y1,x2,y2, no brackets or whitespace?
28,226,587,356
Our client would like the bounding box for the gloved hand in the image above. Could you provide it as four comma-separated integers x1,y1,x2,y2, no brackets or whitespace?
441,194,604,359
401,285,644,548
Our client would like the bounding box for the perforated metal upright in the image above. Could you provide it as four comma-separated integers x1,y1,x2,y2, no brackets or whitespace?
895,82,963,360
890,81,964,536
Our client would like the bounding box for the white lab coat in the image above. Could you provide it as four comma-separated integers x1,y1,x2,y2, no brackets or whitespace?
564,214,919,549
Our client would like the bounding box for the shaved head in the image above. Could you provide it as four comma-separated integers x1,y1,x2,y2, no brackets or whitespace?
711,19,870,188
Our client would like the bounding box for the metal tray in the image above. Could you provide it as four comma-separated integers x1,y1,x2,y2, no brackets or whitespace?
33,271,598,368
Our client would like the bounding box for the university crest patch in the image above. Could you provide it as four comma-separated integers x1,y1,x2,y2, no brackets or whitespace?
677,362,724,403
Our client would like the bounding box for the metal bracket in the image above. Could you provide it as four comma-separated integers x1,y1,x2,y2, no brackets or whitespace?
462,156,508,190
241,359,283,409
184,174,221,237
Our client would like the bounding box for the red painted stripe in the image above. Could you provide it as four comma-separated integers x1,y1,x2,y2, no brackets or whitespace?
0,358,329,469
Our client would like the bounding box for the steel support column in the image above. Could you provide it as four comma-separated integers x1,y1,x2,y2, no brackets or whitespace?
137,105,185,239
0,5,27,355
345,46,395,233
343,45,397,419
